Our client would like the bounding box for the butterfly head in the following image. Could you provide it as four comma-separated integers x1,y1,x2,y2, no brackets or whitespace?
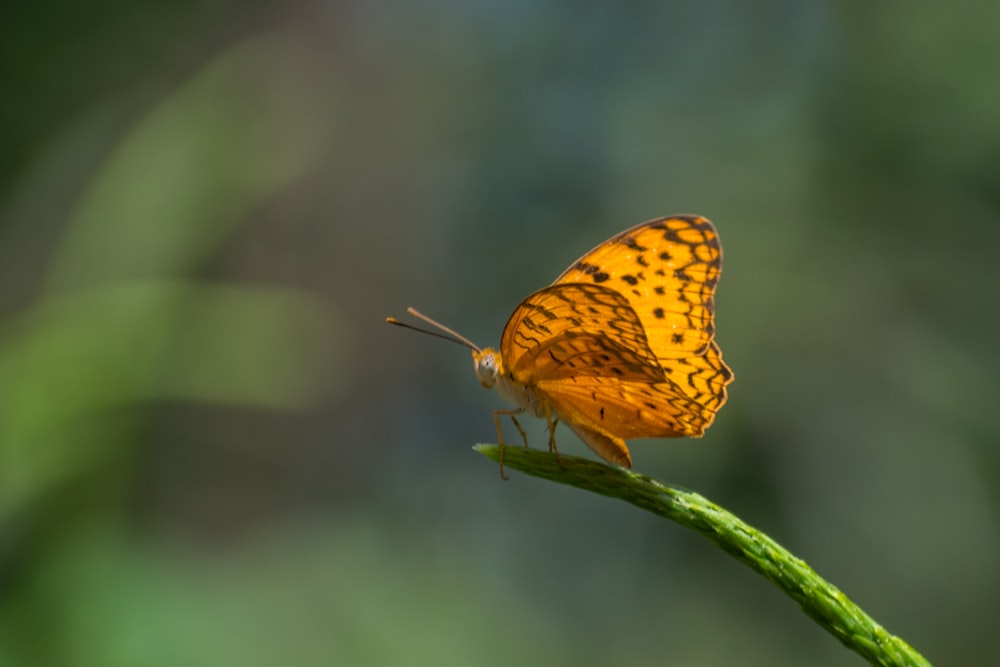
387,308,502,387
472,347,504,388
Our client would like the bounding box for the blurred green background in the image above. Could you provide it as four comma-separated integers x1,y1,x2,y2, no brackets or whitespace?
2,2,998,665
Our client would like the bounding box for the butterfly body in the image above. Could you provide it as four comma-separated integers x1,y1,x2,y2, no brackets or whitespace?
473,342,635,468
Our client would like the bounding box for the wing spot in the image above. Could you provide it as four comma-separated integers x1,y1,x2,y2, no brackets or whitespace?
573,262,611,284
653,307,665,319
654,285,665,295
622,237,647,252
672,332,684,344
659,251,673,261
621,274,639,286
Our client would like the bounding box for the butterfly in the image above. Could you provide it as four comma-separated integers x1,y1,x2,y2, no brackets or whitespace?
388,215,733,479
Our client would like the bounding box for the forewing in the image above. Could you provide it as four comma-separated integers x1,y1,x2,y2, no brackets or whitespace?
555,216,724,361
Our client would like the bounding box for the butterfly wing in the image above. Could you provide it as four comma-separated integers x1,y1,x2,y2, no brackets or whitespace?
556,216,727,362
497,216,732,455
499,282,723,438
553,215,733,411
537,359,727,439
501,283,664,384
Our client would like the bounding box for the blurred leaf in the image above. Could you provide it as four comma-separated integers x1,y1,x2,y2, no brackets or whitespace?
0,31,348,539
0,281,344,523
158,284,344,408
1,519,561,667
46,33,335,289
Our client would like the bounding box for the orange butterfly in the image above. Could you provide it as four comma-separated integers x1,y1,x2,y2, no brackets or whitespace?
389,215,733,478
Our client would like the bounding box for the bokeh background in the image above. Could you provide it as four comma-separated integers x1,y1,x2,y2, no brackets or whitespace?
2,2,998,665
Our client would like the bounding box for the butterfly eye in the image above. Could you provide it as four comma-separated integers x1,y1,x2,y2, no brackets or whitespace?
474,351,499,388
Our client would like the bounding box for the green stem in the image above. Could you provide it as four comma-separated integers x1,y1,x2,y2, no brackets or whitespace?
474,444,932,667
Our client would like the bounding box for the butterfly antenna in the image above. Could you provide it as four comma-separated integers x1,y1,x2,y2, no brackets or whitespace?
386,307,482,352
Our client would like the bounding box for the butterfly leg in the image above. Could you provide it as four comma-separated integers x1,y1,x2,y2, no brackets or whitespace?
493,408,527,481
544,408,567,471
